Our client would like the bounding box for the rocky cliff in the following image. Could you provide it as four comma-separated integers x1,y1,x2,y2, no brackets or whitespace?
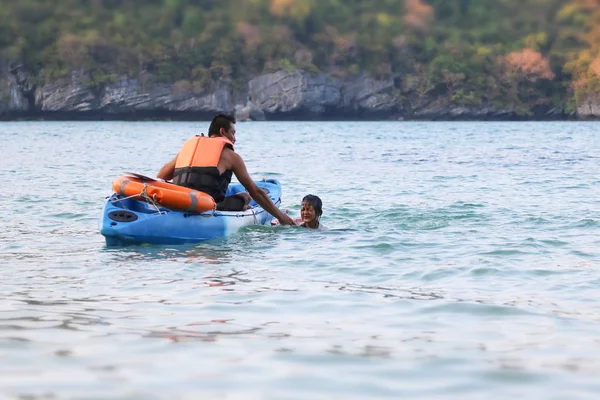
0,64,33,115
0,66,591,120
576,95,600,119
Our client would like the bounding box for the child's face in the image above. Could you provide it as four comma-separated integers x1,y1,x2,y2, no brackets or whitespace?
300,201,318,224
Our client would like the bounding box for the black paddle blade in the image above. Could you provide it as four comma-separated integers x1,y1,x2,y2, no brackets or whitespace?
123,172,158,182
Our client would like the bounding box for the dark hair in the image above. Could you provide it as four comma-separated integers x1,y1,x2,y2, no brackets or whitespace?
302,194,323,217
208,114,236,136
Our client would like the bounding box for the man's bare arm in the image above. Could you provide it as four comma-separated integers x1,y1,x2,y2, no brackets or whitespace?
230,152,295,225
157,155,177,181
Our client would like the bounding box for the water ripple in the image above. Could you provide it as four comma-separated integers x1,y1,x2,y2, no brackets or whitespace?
1,121,600,398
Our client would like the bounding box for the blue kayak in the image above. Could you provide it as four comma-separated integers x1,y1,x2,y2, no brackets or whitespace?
99,179,281,246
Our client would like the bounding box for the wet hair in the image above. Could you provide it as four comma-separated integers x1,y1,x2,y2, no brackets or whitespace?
302,194,323,217
208,114,236,136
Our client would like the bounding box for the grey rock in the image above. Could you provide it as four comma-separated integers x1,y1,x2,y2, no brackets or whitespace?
34,71,235,114
342,73,397,112
235,101,265,121
234,104,249,121
248,70,342,114
0,64,32,113
99,77,151,112
247,69,400,116
545,107,568,117
101,77,234,113
0,65,580,120
577,95,600,119
36,70,96,111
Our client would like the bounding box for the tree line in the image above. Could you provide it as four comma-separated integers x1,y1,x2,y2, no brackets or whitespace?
1,0,599,111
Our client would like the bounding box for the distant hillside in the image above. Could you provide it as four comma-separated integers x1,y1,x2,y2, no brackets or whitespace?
1,0,600,120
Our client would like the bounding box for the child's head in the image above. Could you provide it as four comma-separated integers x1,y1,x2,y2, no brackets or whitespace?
301,194,323,225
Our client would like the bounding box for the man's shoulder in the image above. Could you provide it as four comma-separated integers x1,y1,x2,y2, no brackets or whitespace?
221,146,239,158
223,146,244,161
220,147,243,172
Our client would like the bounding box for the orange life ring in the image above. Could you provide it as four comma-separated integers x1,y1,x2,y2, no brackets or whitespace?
112,176,216,213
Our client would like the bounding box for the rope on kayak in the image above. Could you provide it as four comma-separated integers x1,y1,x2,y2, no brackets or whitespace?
138,183,166,214
198,204,217,218
111,182,165,214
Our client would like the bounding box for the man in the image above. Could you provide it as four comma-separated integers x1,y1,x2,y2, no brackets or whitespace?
157,114,295,225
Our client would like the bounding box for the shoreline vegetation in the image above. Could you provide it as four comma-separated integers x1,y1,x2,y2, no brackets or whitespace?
2,0,600,121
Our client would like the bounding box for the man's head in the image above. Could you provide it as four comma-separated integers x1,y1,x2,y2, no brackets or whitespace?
208,114,237,144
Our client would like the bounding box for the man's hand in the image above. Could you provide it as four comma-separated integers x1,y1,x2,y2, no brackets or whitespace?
277,212,296,226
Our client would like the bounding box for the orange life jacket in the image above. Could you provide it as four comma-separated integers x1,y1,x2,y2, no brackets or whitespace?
172,136,234,202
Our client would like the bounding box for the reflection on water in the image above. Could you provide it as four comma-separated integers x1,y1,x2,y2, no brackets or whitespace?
103,244,235,265
145,320,263,343
323,282,444,301
100,225,288,266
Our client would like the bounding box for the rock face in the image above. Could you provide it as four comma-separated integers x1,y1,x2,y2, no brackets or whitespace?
248,70,342,115
341,74,398,114
100,77,234,114
0,66,593,120
36,70,97,111
33,72,234,115
577,95,600,119
247,70,399,118
0,64,33,115
235,101,265,121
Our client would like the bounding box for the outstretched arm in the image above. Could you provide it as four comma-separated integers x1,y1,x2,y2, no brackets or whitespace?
157,155,177,181
230,153,295,225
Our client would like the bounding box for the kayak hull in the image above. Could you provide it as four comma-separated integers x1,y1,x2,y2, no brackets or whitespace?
99,179,281,246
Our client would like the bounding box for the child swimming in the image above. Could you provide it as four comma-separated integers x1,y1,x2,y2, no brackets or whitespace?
272,194,327,230
298,194,326,230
